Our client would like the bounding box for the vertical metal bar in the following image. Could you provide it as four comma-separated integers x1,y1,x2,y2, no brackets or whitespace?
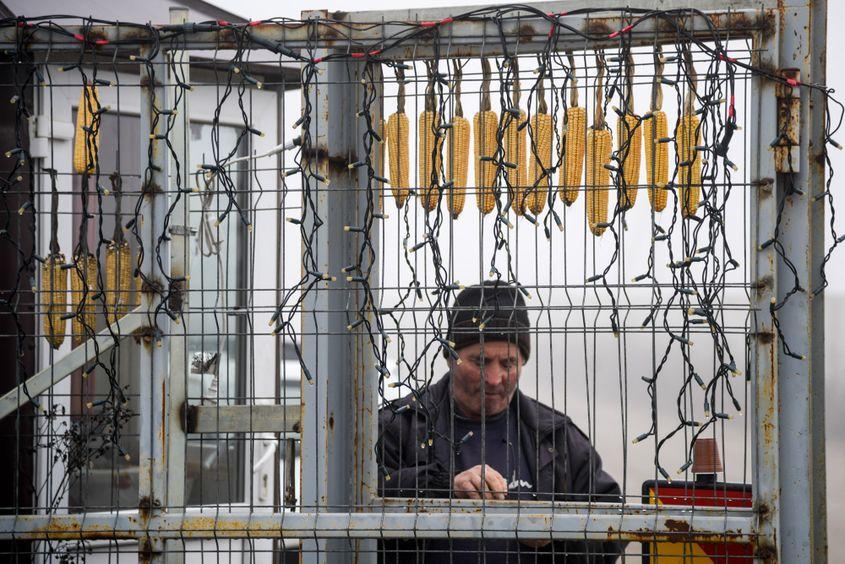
165,7,189,563
749,19,780,561
137,46,170,563
299,13,380,560
773,1,828,561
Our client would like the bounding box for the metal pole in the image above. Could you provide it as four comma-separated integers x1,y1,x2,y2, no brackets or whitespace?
749,18,780,562
165,7,189,563
774,1,828,561
299,11,380,561
137,46,170,564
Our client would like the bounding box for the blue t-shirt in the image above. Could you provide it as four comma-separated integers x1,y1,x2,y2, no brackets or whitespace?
425,401,539,563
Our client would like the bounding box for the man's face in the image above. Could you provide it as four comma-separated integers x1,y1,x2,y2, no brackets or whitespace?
449,341,523,420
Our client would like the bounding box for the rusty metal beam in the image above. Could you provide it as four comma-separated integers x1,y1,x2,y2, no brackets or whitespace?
0,503,756,543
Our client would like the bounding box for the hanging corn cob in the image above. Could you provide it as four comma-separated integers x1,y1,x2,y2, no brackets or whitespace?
561,52,586,206
527,71,552,216
504,58,528,215
105,173,134,321
616,52,641,210
586,54,611,236
41,168,67,349
474,57,499,215
73,85,100,174
643,46,669,212
70,172,99,343
419,61,443,212
678,47,701,218
447,60,470,219
386,66,410,208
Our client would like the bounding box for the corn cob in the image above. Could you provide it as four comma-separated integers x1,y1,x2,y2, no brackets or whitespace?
643,111,668,212
504,109,527,215
446,61,469,219
41,253,67,349
586,127,612,236
69,253,98,341
677,114,701,217
561,106,586,206
105,241,134,319
527,112,552,215
386,111,410,208
474,59,499,215
616,113,641,209
447,115,470,218
474,110,499,214
419,110,443,212
73,85,100,174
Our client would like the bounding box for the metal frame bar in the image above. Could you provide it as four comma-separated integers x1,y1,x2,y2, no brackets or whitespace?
0,503,755,542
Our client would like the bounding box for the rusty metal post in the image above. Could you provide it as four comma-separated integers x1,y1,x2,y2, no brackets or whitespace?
298,11,381,563
137,46,171,564
749,18,780,561
163,7,189,564
770,0,828,561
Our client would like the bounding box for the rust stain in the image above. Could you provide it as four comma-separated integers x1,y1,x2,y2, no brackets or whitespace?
664,519,691,533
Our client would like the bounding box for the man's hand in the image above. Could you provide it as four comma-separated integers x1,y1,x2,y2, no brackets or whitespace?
453,464,508,500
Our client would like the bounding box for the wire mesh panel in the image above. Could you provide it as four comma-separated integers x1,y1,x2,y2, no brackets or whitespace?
0,2,837,563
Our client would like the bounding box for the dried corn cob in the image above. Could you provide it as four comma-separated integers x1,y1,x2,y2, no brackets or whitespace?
447,61,469,219
418,109,443,212
616,53,641,210
387,66,410,208
386,112,409,208
561,106,586,206
643,111,668,212
41,253,67,349
474,110,499,214
585,54,610,237
560,52,585,206
447,116,470,218
504,109,527,215
527,112,552,215
678,47,701,218
105,241,133,319
616,113,641,209
474,59,499,215
69,252,98,340
73,85,100,174
677,114,701,217
586,127,612,236
644,48,669,213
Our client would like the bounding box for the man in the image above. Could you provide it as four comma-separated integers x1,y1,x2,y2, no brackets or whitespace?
377,281,624,563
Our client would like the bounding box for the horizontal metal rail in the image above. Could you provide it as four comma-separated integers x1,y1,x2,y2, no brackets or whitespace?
0,5,774,56
0,502,756,543
185,404,301,434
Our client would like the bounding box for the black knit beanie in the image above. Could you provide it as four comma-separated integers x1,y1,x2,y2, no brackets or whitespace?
446,281,531,361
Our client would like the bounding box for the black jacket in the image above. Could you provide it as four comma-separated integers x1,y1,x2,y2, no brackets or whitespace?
377,374,624,563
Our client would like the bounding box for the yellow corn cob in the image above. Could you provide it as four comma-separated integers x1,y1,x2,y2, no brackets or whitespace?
73,86,100,174
386,112,409,208
642,110,669,212
560,106,586,206
527,112,553,215
474,110,499,214
69,253,98,341
105,241,134,320
586,127,612,236
616,114,641,209
677,114,701,217
447,115,470,218
504,110,527,215
419,110,443,212
41,253,67,349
